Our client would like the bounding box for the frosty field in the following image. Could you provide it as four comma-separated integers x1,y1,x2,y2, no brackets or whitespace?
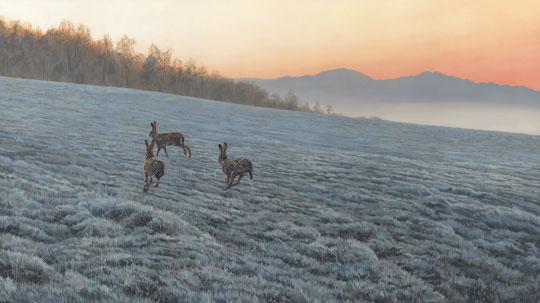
0,76,539,302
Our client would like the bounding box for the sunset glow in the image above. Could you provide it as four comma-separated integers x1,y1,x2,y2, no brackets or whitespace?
3,0,540,89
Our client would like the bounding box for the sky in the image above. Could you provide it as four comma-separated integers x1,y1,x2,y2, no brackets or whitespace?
2,0,540,90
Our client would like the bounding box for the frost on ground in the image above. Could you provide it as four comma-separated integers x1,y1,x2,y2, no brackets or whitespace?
0,76,539,302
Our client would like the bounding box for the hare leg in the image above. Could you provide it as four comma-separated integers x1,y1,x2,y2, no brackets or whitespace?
142,174,148,192
163,146,169,157
153,177,160,187
156,147,161,157
228,173,237,186
183,145,192,158
225,171,233,185
249,171,253,179
233,174,243,186
223,173,235,190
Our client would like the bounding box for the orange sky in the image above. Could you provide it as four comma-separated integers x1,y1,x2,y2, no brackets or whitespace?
3,0,540,90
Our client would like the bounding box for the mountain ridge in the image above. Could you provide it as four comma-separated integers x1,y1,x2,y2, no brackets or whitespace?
241,68,538,92
238,68,540,108
237,68,540,135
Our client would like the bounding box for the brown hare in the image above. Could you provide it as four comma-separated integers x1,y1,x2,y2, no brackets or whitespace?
218,142,253,190
149,121,192,158
143,139,165,193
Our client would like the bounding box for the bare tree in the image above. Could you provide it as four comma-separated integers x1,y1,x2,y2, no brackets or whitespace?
56,20,91,83
97,34,114,83
313,102,323,113
115,34,136,87
326,104,335,114
142,50,158,90
285,89,300,110
0,17,327,115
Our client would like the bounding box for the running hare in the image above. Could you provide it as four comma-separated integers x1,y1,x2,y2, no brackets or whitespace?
143,139,165,193
149,121,192,158
218,142,253,190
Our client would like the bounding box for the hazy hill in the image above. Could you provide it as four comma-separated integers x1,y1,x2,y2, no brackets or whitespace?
242,69,540,135
1,77,539,302
243,68,540,106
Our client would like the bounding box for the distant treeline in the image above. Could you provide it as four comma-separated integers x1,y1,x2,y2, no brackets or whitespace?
0,18,333,114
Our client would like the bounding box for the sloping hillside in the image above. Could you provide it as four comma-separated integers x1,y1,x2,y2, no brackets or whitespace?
1,76,539,302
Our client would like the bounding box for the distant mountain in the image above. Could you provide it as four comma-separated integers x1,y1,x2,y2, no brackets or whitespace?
238,68,540,134
239,68,540,113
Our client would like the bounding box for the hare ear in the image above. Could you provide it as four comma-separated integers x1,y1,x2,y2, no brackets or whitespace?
224,142,228,150
150,122,154,128
218,144,223,152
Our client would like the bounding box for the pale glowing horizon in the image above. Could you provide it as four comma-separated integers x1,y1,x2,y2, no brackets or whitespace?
2,0,540,90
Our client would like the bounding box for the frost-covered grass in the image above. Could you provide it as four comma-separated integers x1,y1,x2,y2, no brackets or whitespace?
0,76,539,302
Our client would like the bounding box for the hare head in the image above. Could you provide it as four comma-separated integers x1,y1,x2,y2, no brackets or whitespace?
149,121,157,138
218,142,228,163
145,139,155,160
